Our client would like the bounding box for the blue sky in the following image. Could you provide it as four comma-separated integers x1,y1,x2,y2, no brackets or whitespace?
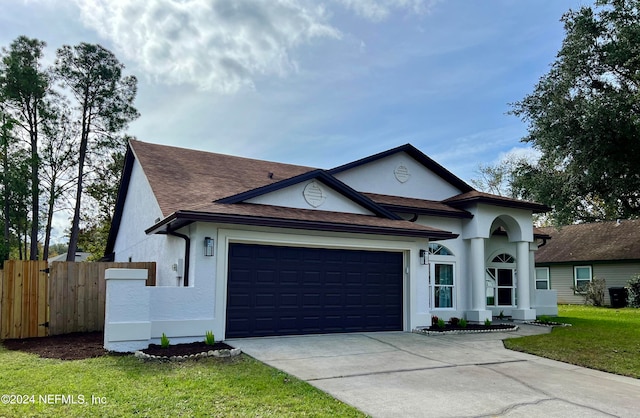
2,0,589,183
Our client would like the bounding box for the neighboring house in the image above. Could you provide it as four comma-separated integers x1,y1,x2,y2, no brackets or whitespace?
48,252,91,263
105,140,552,347
535,220,640,306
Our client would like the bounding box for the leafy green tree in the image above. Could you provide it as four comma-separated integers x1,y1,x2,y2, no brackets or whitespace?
81,147,126,259
40,101,77,260
0,36,50,259
471,153,532,198
0,107,14,261
54,43,139,262
510,0,640,224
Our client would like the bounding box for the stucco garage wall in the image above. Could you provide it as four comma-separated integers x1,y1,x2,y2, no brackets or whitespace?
214,227,431,335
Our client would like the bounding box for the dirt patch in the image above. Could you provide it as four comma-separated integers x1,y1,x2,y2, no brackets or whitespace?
2,332,108,360
2,332,235,361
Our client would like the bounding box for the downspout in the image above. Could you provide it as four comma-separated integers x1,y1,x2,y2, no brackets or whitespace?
167,230,190,287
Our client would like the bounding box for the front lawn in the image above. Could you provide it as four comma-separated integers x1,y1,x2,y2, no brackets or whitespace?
0,346,365,417
504,305,640,378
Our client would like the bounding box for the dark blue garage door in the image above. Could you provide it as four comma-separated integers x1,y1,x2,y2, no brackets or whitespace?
226,243,403,338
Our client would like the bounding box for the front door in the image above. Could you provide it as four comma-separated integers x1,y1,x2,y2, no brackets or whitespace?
486,267,515,306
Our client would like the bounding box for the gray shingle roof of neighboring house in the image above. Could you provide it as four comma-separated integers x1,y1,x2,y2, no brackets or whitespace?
536,219,640,264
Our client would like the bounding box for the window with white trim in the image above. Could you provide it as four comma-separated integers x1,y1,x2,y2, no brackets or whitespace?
428,243,453,256
574,266,592,293
428,244,455,309
486,253,516,307
535,267,550,290
433,263,454,308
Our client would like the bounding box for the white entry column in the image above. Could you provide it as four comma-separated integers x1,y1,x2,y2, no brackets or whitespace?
512,241,536,320
466,237,492,323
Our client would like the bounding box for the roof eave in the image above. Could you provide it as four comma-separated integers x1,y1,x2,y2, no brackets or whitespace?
146,210,459,241
446,196,550,213
380,204,474,219
104,143,136,257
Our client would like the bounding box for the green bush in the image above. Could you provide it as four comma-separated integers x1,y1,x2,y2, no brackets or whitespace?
484,318,492,326
205,330,215,345
459,318,468,328
437,318,446,329
626,274,640,308
584,277,606,306
160,333,170,349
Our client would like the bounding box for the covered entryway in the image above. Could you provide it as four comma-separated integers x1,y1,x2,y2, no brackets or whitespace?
226,243,403,338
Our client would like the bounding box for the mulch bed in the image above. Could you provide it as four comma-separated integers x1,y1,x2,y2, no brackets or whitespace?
422,323,518,332
142,341,234,357
2,332,108,360
2,332,234,361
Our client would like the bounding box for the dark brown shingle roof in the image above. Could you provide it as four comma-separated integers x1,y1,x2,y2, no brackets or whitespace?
128,140,458,241
536,220,640,264
363,192,472,218
444,191,550,213
130,140,314,216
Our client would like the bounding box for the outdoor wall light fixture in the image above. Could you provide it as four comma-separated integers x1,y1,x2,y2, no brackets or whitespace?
419,249,427,265
204,237,214,256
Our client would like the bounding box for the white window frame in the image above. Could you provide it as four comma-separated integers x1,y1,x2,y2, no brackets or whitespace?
535,267,550,290
574,265,592,293
486,253,516,307
427,244,456,311
431,262,455,309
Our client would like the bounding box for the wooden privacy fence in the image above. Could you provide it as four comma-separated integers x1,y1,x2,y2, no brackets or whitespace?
0,260,156,339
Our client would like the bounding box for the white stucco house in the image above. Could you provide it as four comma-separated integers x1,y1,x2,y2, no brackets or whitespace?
103,140,554,351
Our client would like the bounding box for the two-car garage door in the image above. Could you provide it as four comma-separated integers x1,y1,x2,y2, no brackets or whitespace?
226,243,404,338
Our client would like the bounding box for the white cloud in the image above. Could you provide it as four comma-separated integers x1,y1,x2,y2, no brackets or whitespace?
495,146,541,166
332,0,437,22
73,0,342,92
71,0,434,93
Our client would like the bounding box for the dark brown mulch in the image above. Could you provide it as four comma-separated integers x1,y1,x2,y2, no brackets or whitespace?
2,332,235,361
2,331,108,360
425,323,517,332
142,341,234,357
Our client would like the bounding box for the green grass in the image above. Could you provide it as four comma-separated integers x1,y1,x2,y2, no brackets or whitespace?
504,305,640,378
0,346,365,417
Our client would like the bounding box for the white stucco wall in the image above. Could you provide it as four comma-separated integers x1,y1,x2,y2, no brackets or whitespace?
333,152,462,200
113,159,186,286
246,180,374,215
105,224,443,348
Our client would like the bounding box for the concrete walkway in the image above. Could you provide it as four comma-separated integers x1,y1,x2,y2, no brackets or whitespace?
229,325,640,417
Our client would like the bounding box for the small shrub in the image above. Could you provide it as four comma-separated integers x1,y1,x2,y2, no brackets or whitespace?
484,318,492,326
160,333,170,349
431,315,439,326
459,318,468,328
205,330,215,345
498,310,505,320
437,318,446,329
627,274,640,308
448,317,460,326
584,277,606,306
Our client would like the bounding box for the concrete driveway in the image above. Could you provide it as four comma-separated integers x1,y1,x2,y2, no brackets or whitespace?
229,325,640,417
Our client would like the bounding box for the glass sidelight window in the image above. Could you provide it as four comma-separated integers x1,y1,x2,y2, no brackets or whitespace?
486,267,515,306
433,263,454,308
